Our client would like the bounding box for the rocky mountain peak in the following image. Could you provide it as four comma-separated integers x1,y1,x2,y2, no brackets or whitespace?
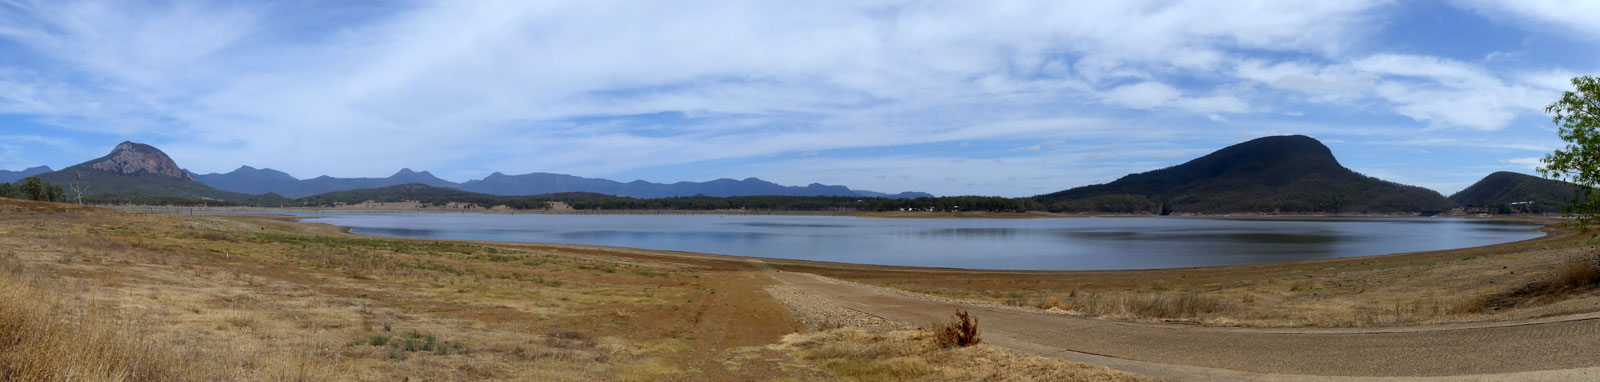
87,141,195,180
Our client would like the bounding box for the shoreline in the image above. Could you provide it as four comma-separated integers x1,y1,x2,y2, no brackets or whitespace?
171,209,1599,329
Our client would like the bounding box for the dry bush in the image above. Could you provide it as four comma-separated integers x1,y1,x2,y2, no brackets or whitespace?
1035,296,1069,310
932,310,980,348
1554,256,1600,290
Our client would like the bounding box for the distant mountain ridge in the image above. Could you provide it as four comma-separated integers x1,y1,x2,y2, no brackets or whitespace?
1037,135,1453,214
195,167,931,199
1449,171,1580,213
457,172,932,199
0,166,52,183
196,167,458,198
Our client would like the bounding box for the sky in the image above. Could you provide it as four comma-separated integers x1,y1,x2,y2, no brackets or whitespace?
0,0,1595,197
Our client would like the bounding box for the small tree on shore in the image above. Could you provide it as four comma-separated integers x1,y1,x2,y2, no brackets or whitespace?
1540,76,1600,230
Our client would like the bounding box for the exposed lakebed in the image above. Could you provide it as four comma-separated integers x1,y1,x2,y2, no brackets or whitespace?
268,213,1548,270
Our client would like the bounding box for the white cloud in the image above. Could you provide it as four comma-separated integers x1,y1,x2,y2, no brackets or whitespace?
1103,82,1181,109
1450,0,1600,36
1236,54,1559,131
1234,60,1375,101
1102,81,1250,114
1177,95,1250,114
1501,157,1543,171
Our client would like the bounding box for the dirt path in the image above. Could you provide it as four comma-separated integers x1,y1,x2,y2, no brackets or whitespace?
768,271,1600,381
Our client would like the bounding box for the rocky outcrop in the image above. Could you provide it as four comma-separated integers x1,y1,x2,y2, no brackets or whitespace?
86,142,195,181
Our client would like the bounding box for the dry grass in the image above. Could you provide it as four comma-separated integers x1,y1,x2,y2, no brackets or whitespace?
0,198,809,380
0,254,222,381
1021,291,1227,321
771,328,1157,382
1553,256,1599,290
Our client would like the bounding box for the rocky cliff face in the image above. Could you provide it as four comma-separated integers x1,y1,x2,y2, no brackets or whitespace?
87,142,195,180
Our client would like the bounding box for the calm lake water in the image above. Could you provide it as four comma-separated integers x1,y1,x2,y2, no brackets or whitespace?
278,213,1546,270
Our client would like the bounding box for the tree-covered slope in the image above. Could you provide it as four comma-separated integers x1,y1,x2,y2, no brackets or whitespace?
1036,135,1453,214
1449,171,1580,213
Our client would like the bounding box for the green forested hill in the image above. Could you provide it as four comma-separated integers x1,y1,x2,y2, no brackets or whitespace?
1036,135,1453,214
1449,171,1580,213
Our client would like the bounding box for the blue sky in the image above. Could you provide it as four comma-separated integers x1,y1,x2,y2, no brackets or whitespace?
0,0,1595,196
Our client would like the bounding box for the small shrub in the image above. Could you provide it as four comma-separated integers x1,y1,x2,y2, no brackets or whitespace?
932,310,980,348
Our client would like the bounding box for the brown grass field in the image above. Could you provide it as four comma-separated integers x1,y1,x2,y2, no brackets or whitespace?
0,198,1152,381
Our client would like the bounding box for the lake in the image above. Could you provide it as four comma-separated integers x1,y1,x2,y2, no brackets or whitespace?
278,213,1546,270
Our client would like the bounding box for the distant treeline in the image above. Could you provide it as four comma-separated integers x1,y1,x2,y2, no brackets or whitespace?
558,195,1031,212
0,177,66,202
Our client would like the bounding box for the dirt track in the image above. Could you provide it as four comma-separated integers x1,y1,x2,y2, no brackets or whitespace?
768,271,1600,381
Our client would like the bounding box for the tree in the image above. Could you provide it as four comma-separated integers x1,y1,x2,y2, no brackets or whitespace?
68,171,89,205
19,177,43,201
1540,76,1600,230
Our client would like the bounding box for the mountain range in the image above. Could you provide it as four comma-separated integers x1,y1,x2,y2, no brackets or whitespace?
9,138,1584,214
456,172,932,199
0,166,52,183
192,167,459,198
20,141,932,200
193,166,929,199
1036,135,1455,214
